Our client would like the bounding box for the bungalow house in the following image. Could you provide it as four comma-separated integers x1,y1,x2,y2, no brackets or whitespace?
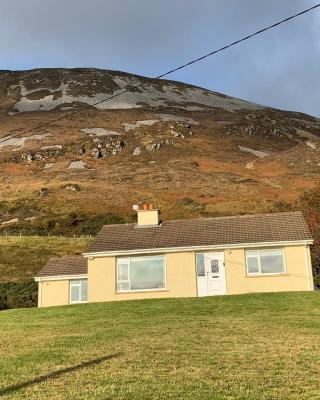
35,206,314,307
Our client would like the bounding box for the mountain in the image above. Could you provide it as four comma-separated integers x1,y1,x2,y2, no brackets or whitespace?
0,68,319,234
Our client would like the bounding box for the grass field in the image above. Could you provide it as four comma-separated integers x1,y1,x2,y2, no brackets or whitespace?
0,292,320,399
0,236,91,282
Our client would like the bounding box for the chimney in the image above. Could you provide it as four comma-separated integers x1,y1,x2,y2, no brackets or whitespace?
136,203,160,227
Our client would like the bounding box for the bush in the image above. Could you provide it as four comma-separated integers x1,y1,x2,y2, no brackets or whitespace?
296,188,320,274
0,288,6,310
0,212,127,236
179,197,194,206
314,274,320,289
0,280,38,310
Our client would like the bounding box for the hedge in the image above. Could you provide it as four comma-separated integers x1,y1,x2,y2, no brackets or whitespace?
0,280,38,310
0,212,128,237
314,274,320,289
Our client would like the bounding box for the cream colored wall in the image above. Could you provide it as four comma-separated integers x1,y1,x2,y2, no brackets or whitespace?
225,245,314,294
88,251,198,302
39,245,313,307
39,279,69,307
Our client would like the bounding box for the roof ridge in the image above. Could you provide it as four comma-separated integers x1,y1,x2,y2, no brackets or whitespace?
100,211,304,228
101,222,135,229
49,255,85,260
162,211,303,224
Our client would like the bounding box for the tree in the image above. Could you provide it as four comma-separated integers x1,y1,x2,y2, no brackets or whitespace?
297,186,320,278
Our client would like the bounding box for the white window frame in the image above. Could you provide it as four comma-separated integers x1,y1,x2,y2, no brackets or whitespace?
116,255,166,293
245,248,287,276
69,279,88,304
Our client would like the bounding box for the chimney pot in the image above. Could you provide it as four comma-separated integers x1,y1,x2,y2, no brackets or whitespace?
149,203,153,210
143,204,148,210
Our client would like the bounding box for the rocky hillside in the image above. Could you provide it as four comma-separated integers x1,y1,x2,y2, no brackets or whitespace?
0,68,319,233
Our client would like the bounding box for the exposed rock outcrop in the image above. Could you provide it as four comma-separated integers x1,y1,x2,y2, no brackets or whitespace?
91,138,125,158
21,148,64,162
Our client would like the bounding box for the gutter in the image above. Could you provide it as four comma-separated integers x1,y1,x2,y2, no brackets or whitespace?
34,274,88,282
83,240,314,258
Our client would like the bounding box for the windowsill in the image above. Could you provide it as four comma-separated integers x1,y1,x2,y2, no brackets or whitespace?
245,273,289,278
69,301,88,304
115,289,169,294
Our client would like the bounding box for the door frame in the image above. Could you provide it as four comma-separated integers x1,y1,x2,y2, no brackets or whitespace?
196,251,227,296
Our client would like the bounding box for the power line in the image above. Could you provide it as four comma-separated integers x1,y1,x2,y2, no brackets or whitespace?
1,2,319,146
157,3,320,78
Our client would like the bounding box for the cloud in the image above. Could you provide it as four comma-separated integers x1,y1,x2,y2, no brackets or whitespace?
0,0,319,116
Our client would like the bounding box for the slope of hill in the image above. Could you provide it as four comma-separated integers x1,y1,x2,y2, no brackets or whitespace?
0,236,90,282
0,68,319,233
1,293,320,399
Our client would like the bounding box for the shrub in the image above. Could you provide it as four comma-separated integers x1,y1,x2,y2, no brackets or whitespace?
0,212,126,236
314,274,320,289
0,287,7,310
0,280,38,311
296,187,320,275
179,197,194,206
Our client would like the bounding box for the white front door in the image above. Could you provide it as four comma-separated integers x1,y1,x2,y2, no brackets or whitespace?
196,252,226,296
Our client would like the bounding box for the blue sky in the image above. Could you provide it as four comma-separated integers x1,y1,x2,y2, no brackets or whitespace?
0,0,319,116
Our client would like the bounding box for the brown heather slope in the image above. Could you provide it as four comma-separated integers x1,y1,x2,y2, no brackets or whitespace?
0,68,319,233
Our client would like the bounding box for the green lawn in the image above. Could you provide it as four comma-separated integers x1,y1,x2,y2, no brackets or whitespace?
0,292,320,399
0,236,91,282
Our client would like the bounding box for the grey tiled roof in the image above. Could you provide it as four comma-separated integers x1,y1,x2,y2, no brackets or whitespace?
36,256,87,277
87,211,312,253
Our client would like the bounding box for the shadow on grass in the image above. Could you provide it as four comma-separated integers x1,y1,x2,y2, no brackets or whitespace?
0,353,121,397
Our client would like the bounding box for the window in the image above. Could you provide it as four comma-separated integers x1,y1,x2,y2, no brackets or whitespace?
196,253,205,276
246,249,285,275
70,279,88,303
117,256,165,292
210,260,219,274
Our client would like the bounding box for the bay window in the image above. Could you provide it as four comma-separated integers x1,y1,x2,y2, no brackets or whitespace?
246,249,285,275
117,256,165,292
